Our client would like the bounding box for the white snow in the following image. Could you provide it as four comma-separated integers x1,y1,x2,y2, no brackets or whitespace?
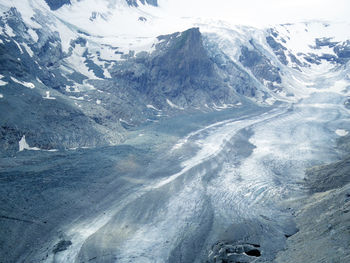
64,45,101,79
36,77,43,84
4,24,15,37
18,135,40,152
119,118,132,125
69,96,85,101
65,85,79,92
10,77,35,89
48,19,77,53
265,97,276,105
335,129,349,136
0,93,3,98
146,104,160,111
166,99,184,110
13,40,24,54
96,99,101,105
43,91,56,100
22,43,34,57
0,79,7,86
28,28,39,42
272,22,350,62
0,0,43,28
18,135,58,152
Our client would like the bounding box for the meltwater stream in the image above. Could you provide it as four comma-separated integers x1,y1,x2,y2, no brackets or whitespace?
45,72,350,262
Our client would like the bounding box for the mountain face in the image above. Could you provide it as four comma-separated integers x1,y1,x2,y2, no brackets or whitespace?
1,1,350,263
44,0,158,10
0,3,261,156
44,0,71,10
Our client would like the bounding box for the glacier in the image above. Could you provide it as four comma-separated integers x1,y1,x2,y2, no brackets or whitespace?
0,0,350,262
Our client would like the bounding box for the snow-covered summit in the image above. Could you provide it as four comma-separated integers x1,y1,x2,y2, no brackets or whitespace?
42,0,158,11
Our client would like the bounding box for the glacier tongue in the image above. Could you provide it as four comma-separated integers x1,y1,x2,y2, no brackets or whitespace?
0,0,350,262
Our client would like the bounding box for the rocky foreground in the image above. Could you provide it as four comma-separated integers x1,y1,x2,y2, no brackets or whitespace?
275,135,350,263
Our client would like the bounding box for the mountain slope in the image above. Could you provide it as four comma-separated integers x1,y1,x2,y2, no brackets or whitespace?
1,1,350,262
1,0,350,157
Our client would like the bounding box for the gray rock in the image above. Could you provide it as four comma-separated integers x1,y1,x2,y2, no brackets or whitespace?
52,240,72,254
239,43,282,91
44,0,71,11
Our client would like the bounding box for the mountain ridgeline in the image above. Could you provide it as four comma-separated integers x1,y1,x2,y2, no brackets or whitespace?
44,0,158,10
1,1,350,263
1,3,350,158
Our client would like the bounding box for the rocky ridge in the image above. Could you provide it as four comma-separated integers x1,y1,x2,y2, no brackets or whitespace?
275,135,350,262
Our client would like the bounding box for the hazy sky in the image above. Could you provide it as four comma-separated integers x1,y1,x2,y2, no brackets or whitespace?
160,0,350,27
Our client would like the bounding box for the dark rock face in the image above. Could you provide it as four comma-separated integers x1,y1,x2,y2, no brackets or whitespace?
334,40,350,60
266,35,288,65
53,240,72,254
239,44,282,90
153,28,214,81
207,241,261,263
44,0,71,10
206,216,298,263
266,29,305,69
314,37,338,49
110,28,248,110
299,38,350,65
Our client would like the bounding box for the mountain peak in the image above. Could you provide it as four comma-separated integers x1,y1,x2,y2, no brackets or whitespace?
44,0,158,11
44,0,71,10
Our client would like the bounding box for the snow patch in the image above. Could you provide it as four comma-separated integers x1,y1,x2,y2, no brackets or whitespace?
49,20,77,53
265,97,276,105
65,85,79,92
147,104,160,111
43,91,56,100
65,46,101,79
36,77,43,84
0,79,8,86
119,118,132,125
22,43,34,57
18,135,40,152
13,40,24,54
335,129,348,136
4,24,15,37
0,93,3,98
28,28,39,42
166,99,184,110
96,99,101,105
10,77,35,89
18,135,58,152
69,96,85,101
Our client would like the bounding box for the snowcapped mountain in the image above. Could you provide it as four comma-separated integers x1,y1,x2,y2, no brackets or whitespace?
1,1,350,262
43,0,158,10
0,0,350,156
